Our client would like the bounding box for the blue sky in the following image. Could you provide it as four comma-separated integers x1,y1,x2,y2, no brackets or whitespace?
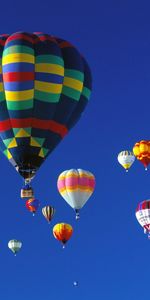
0,0,150,299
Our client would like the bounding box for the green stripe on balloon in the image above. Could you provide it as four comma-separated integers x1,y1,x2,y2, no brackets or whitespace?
36,55,64,66
3,45,34,56
62,86,81,101
7,100,33,110
82,87,91,99
65,69,84,82
34,90,60,103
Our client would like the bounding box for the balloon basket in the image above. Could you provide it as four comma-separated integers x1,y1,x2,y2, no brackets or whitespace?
21,187,34,199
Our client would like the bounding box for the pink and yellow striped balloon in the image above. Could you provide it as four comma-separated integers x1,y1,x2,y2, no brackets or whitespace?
57,169,95,219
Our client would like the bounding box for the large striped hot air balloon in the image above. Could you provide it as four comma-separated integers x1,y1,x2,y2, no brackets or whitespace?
0,32,92,194
133,140,150,170
136,200,150,239
57,169,95,219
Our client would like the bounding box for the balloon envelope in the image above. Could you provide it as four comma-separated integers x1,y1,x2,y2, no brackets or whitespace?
133,140,150,169
8,239,22,255
57,169,95,217
26,198,40,214
53,223,73,246
0,32,92,181
42,205,55,223
117,150,135,171
136,200,150,236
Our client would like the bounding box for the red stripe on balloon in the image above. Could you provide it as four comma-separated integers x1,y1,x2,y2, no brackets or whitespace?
0,35,9,46
2,33,57,46
3,72,34,82
59,41,73,48
0,34,9,37
0,40,6,46
32,119,68,137
0,118,68,138
34,36,57,44
5,34,34,45
0,119,11,131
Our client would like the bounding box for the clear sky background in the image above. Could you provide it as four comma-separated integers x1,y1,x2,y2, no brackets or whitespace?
0,0,150,299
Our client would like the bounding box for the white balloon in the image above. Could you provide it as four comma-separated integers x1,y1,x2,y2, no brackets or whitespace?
57,169,95,213
8,239,22,255
118,150,135,171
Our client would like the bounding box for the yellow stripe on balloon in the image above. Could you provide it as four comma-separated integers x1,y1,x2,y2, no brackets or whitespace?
60,186,94,193
0,65,2,73
35,63,64,76
63,77,83,92
35,80,62,94
5,90,34,101
59,173,94,180
2,53,34,65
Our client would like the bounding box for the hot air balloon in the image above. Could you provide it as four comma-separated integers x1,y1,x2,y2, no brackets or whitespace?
53,223,73,248
117,150,135,172
136,200,150,238
57,169,95,219
26,198,40,215
73,281,78,287
8,239,22,255
133,140,150,170
42,205,56,223
0,32,92,196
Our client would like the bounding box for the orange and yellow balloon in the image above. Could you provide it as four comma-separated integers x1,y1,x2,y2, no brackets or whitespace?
53,223,73,248
133,140,150,170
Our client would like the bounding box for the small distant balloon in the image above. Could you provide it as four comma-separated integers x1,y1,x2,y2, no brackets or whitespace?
8,239,22,256
53,223,73,248
133,140,150,170
26,198,40,215
136,199,150,238
117,151,135,172
73,281,78,287
42,205,56,223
